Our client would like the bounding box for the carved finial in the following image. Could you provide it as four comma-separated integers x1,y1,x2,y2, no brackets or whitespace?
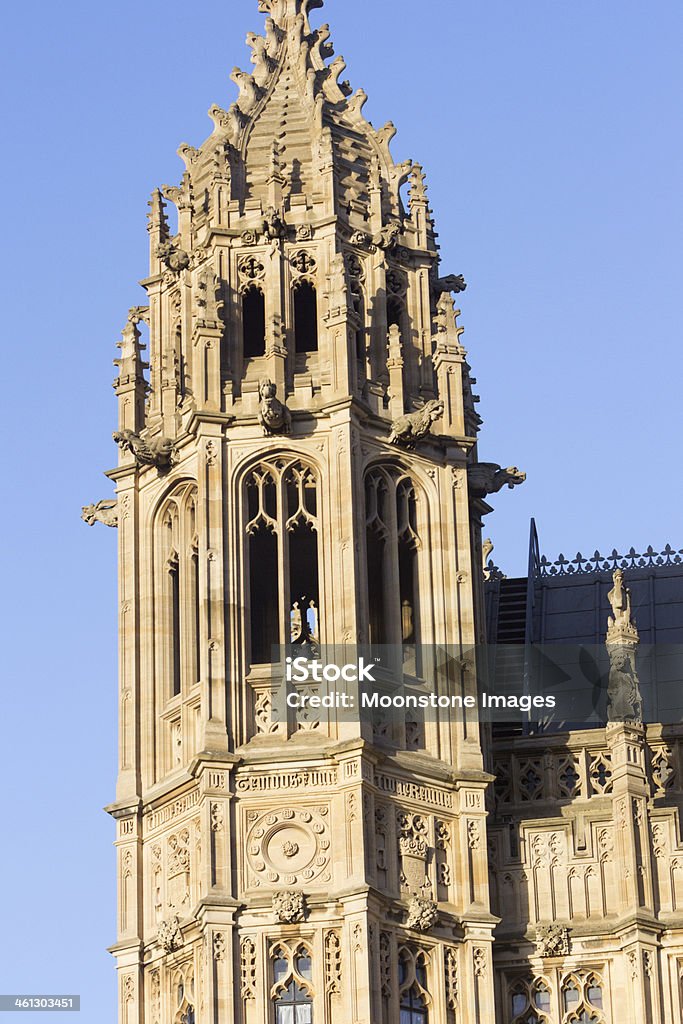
147,189,169,241
409,163,427,206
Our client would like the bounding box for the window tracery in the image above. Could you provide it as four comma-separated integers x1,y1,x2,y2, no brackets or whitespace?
270,941,314,1023
244,457,320,665
155,483,200,702
172,965,195,1024
365,468,424,673
397,946,430,1024
507,972,606,1024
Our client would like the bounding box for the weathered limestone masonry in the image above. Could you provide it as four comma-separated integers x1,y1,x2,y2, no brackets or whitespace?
92,1,531,1021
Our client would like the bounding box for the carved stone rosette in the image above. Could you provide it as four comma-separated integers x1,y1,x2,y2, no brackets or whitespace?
246,806,331,888
406,896,439,932
272,890,307,924
536,924,570,958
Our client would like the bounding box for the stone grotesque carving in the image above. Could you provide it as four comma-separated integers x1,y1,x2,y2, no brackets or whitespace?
81,499,118,528
607,645,643,723
371,221,401,251
263,206,287,243
536,924,570,958
467,463,526,498
258,379,292,435
388,400,444,447
406,896,438,932
156,241,190,273
272,890,306,923
606,570,642,723
113,430,176,470
433,274,467,295
607,569,637,638
157,914,183,953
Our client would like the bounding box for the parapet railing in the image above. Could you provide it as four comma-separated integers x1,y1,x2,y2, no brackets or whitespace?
538,544,683,577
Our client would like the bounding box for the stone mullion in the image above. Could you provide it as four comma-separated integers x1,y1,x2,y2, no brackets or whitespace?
430,943,449,1024
146,282,163,426
116,476,140,800
266,245,287,396
410,265,433,398
323,244,354,401
193,324,223,413
160,284,180,435
369,253,388,384
446,464,484,770
276,474,289,665
344,910,372,1024
199,433,229,752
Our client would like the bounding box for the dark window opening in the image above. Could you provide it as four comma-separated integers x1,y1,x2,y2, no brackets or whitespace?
289,525,319,644
398,541,417,645
249,529,279,664
353,290,365,360
294,282,318,353
387,297,403,330
243,286,266,358
191,552,200,684
367,529,387,647
171,565,181,696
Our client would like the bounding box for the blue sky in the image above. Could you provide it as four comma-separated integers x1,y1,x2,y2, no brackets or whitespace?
0,0,681,1018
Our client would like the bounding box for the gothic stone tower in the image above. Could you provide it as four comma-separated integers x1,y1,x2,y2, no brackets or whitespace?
100,2,523,1021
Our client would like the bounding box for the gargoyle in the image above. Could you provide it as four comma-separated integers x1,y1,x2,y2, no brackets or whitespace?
258,379,291,435
372,221,401,251
81,499,118,528
157,242,190,273
113,430,176,470
433,274,467,295
388,400,444,447
263,206,287,242
467,463,526,498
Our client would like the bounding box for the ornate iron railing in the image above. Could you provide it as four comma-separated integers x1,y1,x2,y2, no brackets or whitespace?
538,544,683,577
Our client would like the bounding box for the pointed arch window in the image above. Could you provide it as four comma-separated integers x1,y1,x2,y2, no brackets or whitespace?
156,483,201,701
271,944,314,1024
245,458,320,665
365,468,423,673
294,280,318,353
243,285,266,358
398,949,430,1024
509,976,551,1024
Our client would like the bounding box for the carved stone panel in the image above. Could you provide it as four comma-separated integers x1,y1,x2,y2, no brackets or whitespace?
245,805,331,888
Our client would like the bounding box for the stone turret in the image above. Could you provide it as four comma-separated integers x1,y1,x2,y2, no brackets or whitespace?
98,3,525,1022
